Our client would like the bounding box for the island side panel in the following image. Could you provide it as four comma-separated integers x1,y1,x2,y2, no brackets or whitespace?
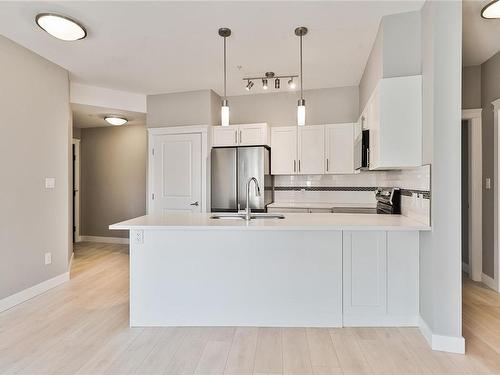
129,229,342,327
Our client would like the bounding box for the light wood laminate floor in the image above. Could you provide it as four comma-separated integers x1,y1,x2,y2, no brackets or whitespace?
0,242,499,375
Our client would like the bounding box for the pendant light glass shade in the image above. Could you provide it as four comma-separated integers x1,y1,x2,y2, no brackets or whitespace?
221,99,230,127
482,0,500,18
297,99,306,127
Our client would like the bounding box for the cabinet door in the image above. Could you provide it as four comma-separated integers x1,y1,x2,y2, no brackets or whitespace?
238,123,269,146
298,126,325,174
325,123,354,174
271,127,297,175
343,231,387,316
212,126,238,147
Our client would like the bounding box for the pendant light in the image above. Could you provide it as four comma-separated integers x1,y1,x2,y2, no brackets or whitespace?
482,0,500,18
219,28,231,126
295,27,308,126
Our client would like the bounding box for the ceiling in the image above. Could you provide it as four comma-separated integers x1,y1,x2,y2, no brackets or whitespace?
0,1,424,96
72,103,146,128
463,0,500,66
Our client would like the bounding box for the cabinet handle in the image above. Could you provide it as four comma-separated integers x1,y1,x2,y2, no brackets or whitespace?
326,158,329,172
239,130,242,143
298,160,301,173
235,131,238,144
293,160,296,173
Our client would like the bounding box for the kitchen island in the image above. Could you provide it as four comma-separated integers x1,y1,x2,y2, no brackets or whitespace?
111,213,429,328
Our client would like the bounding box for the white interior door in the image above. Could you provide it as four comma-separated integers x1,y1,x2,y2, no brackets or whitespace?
151,133,202,214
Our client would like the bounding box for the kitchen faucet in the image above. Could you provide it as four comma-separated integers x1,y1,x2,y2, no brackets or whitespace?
245,177,261,221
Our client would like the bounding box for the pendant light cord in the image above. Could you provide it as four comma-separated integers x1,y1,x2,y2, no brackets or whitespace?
223,36,227,100
300,34,303,100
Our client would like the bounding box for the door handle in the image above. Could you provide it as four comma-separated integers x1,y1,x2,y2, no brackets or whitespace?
190,201,199,206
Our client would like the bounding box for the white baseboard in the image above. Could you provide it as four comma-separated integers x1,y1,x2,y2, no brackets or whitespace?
80,235,129,244
418,316,465,354
0,272,70,313
462,262,469,274
481,272,498,291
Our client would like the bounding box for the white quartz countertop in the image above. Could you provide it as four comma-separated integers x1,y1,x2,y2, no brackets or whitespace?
110,213,430,231
267,202,377,209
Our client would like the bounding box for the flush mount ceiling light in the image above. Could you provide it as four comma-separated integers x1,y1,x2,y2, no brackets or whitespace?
35,13,87,41
219,27,231,126
295,26,308,126
482,0,500,18
243,72,297,91
104,116,128,126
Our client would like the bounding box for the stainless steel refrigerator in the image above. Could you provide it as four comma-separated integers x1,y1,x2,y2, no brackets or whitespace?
211,146,273,212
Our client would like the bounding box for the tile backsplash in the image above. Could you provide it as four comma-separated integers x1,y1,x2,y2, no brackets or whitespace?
273,165,431,225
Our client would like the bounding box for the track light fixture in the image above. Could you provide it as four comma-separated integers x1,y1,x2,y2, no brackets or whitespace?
245,80,254,91
243,72,298,91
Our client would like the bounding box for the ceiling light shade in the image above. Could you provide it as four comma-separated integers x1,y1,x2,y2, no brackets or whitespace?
482,0,500,18
275,78,280,89
104,116,127,126
288,78,296,89
219,27,231,126
35,13,86,41
262,79,268,90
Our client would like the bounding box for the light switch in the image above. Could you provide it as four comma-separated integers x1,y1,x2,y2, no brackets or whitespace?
45,177,56,189
486,178,491,190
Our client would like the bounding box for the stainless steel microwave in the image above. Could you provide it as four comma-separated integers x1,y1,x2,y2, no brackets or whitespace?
354,129,370,170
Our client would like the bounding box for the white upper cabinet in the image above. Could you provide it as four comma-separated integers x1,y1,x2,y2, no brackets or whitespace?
212,123,269,147
362,75,422,170
238,123,269,146
212,126,238,147
271,126,297,175
298,126,325,174
325,123,355,174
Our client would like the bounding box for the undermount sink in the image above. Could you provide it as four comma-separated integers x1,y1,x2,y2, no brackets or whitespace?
210,213,285,220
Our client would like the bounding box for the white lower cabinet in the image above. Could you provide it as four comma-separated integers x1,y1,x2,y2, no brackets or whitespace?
342,230,419,326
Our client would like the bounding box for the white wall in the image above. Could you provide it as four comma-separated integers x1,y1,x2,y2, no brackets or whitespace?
0,35,71,299
419,0,463,352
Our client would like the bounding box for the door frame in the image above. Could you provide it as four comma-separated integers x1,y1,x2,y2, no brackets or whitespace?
461,110,483,283
491,99,500,291
461,109,483,283
147,125,210,214
72,138,81,243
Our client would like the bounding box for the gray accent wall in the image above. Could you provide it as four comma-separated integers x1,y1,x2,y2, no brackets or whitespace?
359,11,422,113
147,89,220,127
80,125,147,238
419,0,462,340
462,65,481,109
0,35,71,299
227,87,359,126
480,51,500,277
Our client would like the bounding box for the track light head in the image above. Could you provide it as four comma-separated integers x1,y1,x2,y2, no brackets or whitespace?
275,78,280,89
288,78,296,89
245,80,254,91
262,79,268,90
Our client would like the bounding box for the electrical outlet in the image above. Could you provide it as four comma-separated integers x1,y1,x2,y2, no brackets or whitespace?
134,230,144,244
44,252,52,265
